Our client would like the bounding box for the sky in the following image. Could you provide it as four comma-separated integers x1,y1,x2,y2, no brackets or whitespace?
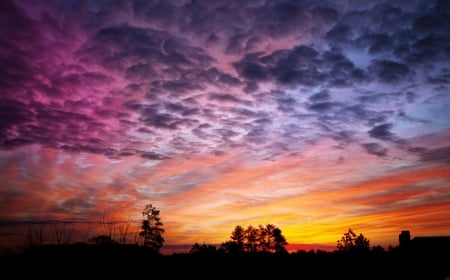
1,0,449,252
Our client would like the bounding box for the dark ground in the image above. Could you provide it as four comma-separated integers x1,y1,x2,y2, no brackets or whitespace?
1,244,449,279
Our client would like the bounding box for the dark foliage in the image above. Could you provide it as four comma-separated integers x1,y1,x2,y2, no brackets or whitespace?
139,203,165,251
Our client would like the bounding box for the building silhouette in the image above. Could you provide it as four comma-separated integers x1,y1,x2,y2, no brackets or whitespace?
398,230,450,253
399,230,411,247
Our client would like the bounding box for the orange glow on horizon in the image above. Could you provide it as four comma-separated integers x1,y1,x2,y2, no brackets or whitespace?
0,141,449,251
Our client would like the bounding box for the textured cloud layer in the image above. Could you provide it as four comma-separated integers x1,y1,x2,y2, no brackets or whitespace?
1,0,449,248
2,0,449,159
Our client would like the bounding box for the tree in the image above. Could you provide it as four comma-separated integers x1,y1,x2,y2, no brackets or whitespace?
244,225,259,253
219,225,246,254
221,224,288,254
230,225,245,250
337,228,370,253
220,240,243,255
89,234,118,245
271,227,288,254
117,219,131,244
53,222,73,245
139,204,165,252
189,242,218,255
21,218,45,249
258,224,288,254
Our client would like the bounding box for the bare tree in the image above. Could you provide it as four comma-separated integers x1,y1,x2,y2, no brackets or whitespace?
20,218,45,249
117,219,131,244
101,212,116,240
53,222,73,245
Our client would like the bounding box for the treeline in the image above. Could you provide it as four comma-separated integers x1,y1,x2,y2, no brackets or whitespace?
5,204,447,258
3,204,449,279
11,204,359,256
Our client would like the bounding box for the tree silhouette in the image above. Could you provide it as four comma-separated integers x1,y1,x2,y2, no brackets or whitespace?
89,234,118,245
230,225,245,250
220,240,243,255
220,224,288,254
259,224,288,254
139,204,165,252
271,227,288,254
53,222,73,245
337,228,370,253
21,218,45,249
189,242,218,255
220,225,246,254
244,225,259,252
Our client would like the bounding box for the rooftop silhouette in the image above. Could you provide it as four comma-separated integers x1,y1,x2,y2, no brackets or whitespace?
398,230,450,253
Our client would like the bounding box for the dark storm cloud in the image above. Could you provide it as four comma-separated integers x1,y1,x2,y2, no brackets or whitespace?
362,143,388,157
357,91,418,105
331,130,354,144
368,123,395,141
217,72,242,86
164,102,191,115
427,68,450,86
0,2,123,156
0,1,42,95
233,54,270,81
226,33,251,54
420,146,450,164
340,106,389,127
78,24,214,72
139,106,194,130
0,51,35,93
0,99,32,133
245,128,267,145
192,123,212,141
326,24,352,44
309,91,330,102
60,195,93,212
0,97,119,154
167,0,317,41
311,6,340,23
233,45,370,88
214,128,240,141
270,46,322,86
50,72,114,92
276,96,298,113
1,0,449,161
324,0,450,67
208,93,248,105
308,102,341,113
140,151,169,160
355,33,395,55
1,0,227,158
368,60,412,84
133,0,179,27
125,63,155,81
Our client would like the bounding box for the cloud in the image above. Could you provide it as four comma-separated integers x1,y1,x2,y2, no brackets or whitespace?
1,0,447,163
368,60,412,83
362,143,388,157
420,146,450,164
4,0,450,253
368,123,395,141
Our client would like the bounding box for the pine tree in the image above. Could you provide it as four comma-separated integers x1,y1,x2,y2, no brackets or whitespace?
139,204,165,252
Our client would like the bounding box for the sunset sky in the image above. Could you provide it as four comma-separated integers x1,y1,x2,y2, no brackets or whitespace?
1,0,449,252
